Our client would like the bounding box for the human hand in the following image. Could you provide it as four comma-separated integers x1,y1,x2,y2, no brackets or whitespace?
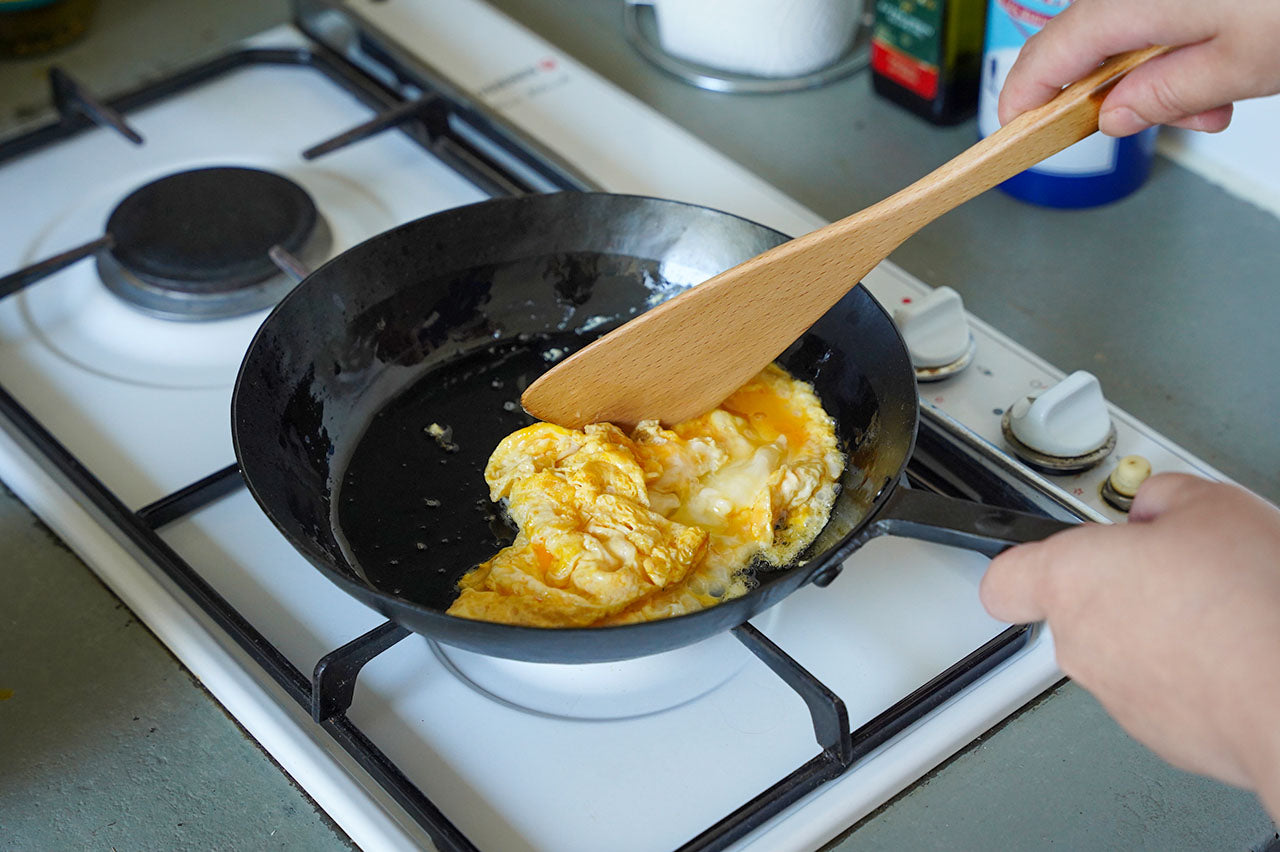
980,473,1280,818
997,0,1280,137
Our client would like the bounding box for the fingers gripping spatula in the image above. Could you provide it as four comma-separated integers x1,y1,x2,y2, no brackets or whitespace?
522,47,1167,429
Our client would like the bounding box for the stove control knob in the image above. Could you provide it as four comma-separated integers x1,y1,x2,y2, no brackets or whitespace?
893,286,975,380
1002,371,1117,473
1101,455,1152,512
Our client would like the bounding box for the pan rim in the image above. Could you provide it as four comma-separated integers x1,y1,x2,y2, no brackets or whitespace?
229,191,919,660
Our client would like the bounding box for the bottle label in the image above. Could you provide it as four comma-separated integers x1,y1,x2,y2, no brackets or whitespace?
872,0,944,99
977,0,1120,176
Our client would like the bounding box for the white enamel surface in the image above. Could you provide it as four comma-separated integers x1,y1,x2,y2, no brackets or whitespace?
0,42,486,507
0,4,1233,852
864,267,1228,526
343,0,827,238
435,605,782,719
893,285,972,368
18,167,390,388
342,536,1028,852
1007,370,1113,458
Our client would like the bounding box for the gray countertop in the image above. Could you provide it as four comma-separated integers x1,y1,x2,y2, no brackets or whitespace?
1,1,1277,850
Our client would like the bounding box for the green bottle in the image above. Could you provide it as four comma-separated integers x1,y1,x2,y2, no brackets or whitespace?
870,0,987,125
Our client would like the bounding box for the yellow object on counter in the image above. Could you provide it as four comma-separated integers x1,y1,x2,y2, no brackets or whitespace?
447,364,844,627
0,0,97,58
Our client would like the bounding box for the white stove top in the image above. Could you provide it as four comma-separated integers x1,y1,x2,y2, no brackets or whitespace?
0,2,1228,850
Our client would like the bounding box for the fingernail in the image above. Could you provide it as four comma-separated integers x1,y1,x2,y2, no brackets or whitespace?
1099,106,1151,137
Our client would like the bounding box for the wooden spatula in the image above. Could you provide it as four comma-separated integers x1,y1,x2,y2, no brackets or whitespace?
522,46,1168,429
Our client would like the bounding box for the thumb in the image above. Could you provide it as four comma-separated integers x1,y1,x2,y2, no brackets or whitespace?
982,523,1136,625
979,539,1055,624
1127,472,1216,523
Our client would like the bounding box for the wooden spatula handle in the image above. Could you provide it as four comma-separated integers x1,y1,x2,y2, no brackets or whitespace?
521,46,1169,429
986,43,1171,169
849,45,1172,248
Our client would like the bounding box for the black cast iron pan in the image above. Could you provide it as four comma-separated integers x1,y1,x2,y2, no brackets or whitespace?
232,193,1071,664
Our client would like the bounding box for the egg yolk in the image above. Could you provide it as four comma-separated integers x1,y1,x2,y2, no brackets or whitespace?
446,364,844,627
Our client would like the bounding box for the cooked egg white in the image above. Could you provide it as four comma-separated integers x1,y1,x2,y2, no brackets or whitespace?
447,364,844,627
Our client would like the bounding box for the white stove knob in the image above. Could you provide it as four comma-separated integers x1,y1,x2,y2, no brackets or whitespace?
893,286,973,369
1007,370,1113,458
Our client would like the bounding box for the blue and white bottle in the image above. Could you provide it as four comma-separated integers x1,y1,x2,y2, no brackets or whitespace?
977,0,1157,208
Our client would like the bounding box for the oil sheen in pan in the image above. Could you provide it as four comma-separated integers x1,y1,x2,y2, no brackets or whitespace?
335,332,588,610
333,247,694,610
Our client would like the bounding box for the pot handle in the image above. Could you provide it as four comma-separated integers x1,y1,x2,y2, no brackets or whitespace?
861,486,1076,558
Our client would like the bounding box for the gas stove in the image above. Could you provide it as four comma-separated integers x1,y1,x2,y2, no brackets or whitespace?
0,1,1230,850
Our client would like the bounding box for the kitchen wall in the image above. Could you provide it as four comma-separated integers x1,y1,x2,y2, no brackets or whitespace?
1160,94,1280,218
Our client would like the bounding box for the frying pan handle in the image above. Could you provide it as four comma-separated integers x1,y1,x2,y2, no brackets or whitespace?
861,487,1076,558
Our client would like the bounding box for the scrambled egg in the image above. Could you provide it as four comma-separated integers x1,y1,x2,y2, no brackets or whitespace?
447,364,844,627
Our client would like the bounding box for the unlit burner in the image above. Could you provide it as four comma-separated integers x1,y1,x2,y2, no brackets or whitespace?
97,166,331,320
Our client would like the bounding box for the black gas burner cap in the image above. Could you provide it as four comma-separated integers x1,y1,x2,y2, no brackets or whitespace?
97,166,330,320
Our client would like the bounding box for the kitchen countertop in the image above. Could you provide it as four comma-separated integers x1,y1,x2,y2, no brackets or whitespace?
1,1,1277,850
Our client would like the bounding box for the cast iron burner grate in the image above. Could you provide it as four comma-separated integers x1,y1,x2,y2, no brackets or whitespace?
97,166,330,320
